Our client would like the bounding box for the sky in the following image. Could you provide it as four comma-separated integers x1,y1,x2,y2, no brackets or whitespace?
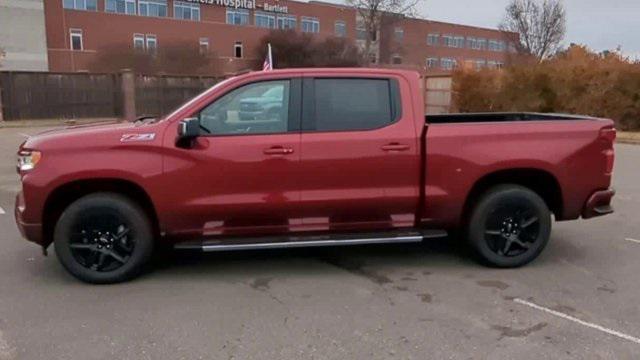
417,0,640,59
325,0,640,59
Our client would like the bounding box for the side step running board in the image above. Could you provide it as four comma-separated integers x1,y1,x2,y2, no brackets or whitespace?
175,229,448,252
201,235,423,252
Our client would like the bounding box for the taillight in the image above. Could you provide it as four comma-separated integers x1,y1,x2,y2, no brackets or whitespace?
600,127,616,175
599,127,617,143
604,149,615,174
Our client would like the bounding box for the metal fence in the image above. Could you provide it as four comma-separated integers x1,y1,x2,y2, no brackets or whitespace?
0,71,223,121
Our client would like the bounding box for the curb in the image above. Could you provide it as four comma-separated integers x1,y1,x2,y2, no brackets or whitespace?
617,139,640,145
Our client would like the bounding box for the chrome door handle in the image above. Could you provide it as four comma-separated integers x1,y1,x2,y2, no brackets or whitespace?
381,143,410,152
263,146,294,155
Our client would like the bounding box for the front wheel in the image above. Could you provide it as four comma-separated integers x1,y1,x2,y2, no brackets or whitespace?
53,193,154,284
467,185,551,268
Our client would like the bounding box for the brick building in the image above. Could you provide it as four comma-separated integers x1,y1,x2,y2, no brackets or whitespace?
42,0,518,75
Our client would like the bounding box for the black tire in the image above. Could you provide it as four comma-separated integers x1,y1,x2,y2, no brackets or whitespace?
467,184,551,268
53,193,154,284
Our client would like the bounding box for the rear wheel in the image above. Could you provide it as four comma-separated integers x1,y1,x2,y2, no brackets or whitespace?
53,193,154,284
467,185,551,267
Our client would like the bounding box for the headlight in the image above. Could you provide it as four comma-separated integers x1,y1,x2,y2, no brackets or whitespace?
17,150,42,171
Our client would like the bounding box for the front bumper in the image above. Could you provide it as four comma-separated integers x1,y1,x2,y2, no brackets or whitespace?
582,188,615,219
15,191,44,245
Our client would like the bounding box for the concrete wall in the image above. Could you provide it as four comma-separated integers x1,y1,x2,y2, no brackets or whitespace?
0,0,49,71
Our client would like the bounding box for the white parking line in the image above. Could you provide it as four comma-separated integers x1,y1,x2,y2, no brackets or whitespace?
514,298,640,345
0,207,5,215
625,238,640,244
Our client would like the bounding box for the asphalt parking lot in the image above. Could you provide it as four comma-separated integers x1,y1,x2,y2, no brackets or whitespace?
0,126,639,359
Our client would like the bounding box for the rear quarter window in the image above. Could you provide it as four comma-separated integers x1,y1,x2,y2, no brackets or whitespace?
312,78,395,131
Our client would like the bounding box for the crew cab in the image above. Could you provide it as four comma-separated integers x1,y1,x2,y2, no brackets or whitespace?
15,68,616,283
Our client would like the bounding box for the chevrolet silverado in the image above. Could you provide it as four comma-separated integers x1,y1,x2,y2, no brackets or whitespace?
15,68,616,283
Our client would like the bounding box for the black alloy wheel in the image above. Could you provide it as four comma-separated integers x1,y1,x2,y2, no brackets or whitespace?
467,184,551,267
54,193,154,284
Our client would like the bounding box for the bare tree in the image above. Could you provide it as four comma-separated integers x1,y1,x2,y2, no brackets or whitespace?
500,0,566,60
346,0,423,65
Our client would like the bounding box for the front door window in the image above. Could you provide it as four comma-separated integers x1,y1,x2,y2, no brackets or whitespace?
199,80,290,135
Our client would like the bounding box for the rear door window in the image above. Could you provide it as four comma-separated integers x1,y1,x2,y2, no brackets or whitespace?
306,78,398,131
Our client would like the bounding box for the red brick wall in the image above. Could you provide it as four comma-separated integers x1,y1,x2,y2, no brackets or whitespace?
44,0,517,75
382,18,519,72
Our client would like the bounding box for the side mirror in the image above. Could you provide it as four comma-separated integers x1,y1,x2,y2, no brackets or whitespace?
176,117,199,148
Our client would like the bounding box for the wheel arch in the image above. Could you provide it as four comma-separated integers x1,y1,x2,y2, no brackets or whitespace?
461,168,564,224
42,178,160,248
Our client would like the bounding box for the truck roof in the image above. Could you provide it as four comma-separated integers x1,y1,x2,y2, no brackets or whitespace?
242,67,421,78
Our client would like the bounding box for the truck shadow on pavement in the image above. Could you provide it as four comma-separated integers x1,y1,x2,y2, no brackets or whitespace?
148,237,477,281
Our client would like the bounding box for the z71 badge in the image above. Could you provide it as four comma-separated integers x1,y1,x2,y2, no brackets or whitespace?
120,133,156,142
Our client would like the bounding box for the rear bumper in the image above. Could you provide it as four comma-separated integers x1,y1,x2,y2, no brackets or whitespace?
15,192,44,246
582,188,615,219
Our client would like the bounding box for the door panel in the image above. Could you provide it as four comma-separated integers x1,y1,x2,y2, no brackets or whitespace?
182,133,301,237
162,78,302,238
297,77,421,232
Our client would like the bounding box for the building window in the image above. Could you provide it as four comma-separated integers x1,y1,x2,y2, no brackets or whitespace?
440,58,457,70
394,27,404,42
356,24,367,40
63,0,97,11
277,15,296,29
467,37,480,50
508,42,517,53
174,1,200,21
301,17,320,33
146,34,157,54
105,0,136,14
227,9,249,25
427,33,439,46
442,35,454,47
488,40,506,52
477,38,487,50
69,29,83,50
234,42,243,58
255,12,276,28
133,33,145,50
467,37,487,51
487,60,504,69
334,21,346,37
443,35,464,48
391,55,402,64
139,0,167,17
426,57,438,69
199,38,209,54
474,59,486,70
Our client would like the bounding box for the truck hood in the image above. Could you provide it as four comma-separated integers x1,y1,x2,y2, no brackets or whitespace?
21,120,164,151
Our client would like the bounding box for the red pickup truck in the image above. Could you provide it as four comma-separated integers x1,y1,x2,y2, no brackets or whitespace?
15,68,616,283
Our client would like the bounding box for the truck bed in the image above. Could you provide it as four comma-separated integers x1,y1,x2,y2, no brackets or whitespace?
421,112,614,228
427,112,596,124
